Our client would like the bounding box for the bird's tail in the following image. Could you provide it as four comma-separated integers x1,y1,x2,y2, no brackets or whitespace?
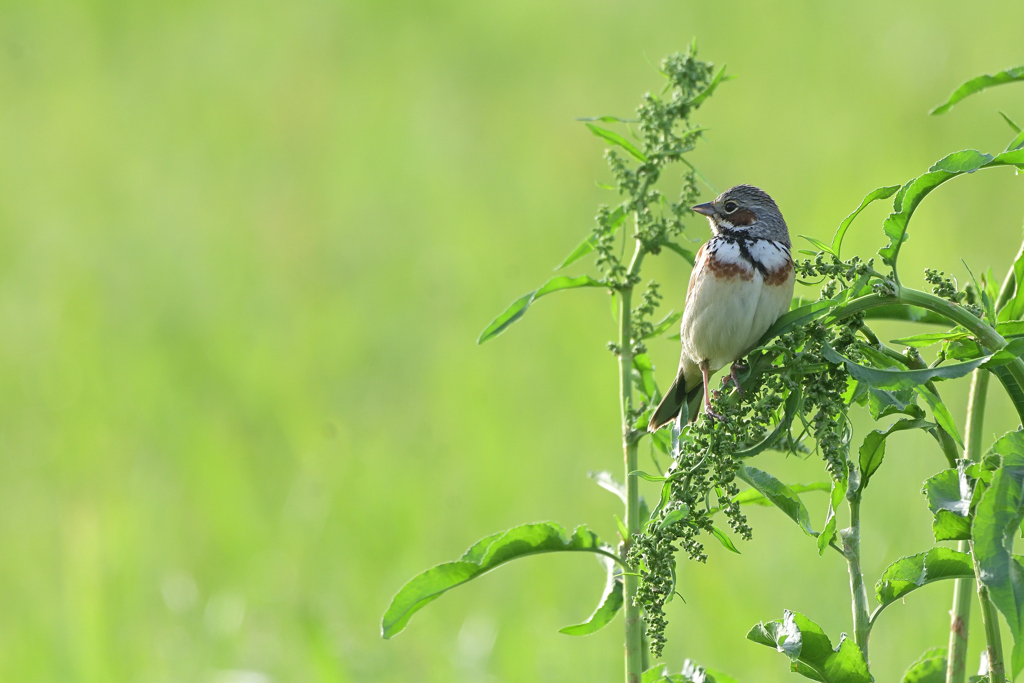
647,372,703,432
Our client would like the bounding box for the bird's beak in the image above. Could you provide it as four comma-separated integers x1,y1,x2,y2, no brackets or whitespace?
692,202,716,217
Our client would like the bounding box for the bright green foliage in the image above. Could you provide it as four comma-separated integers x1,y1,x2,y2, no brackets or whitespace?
559,556,624,636
831,185,901,258
381,523,617,638
973,432,1024,680
875,548,974,609
923,468,973,541
901,648,949,683
931,66,1024,115
859,418,933,490
736,466,816,536
477,275,604,343
747,611,871,683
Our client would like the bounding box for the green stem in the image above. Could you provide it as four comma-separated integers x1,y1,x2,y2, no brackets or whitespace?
843,494,871,659
619,241,646,683
947,369,990,683
974,554,1008,683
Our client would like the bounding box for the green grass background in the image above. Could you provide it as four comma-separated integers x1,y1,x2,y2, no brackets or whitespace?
1,1,1023,681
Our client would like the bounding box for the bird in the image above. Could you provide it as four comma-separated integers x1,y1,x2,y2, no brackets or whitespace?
648,185,794,431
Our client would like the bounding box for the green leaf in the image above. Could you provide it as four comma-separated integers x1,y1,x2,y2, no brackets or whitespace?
381,522,616,638
711,526,740,554
734,385,803,457
875,548,974,610
891,330,968,347
478,275,604,343
559,556,624,636
861,304,949,325
832,185,901,258
634,353,657,399
867,386,923,420
818,478,846,556
822,341,1024,391
747,610,871,683
758,301,836,346
800,235,836,256
915,385,964,448
999,242,1024,322
859,418,933,490
661,504,691,529
687,64,729,108
901,647,948,683
737,466,815,535
930,66,1024,115
1008,128,1024,153
1001,112,1022,134
923,468,972,541
557,207,626,269
588,470,627,504
973,431,1024,680
734,482,831,506
879,149,1024,270
585,123,648,162
645,310,684,339
662,240,697,265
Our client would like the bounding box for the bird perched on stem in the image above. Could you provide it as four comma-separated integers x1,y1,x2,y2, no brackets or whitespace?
648,185,794,430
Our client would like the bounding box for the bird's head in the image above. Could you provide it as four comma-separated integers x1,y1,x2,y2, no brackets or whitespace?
692,185,790,247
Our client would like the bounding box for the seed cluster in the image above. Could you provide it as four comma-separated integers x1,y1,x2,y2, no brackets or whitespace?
630,255,864,655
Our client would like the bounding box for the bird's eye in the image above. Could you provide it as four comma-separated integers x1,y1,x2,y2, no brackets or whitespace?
724,201,739,213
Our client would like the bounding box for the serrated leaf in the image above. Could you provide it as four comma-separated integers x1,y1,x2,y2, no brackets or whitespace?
832,185,901,258
901,647,948,683
559,555,624,636
711,526,740,554
923,468,973,541
973,431,1024,680
931,66,1024,115
875,548,974,609
478,275,604,343
381,522,615,638
746,610,870,683
737,466,815,535
585,123,648,162
859,418,933,490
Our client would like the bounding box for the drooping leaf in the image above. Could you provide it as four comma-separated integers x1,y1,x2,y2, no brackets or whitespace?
832,185,902,257
875,548,974,610
930,66,1024,115
381,523,616,638
747,610,871,683
559,555,624,636
973,431,1024,680
557,207,627,269
879,149,1024,270
901,647,948,683
478,275,604,343
859,418,933,490
634,353,658,399
585,123,648,162
915,385,964,449
588,470,626,504
924,468,973,542
867,386,923,420
737,466,815,535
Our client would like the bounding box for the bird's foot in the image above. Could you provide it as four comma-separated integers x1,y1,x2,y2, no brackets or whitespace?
728,361,748,398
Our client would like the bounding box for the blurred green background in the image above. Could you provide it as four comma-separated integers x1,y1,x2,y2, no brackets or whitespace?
1,1,1023,681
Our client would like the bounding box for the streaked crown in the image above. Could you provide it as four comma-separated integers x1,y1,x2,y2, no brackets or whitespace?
692,184,790,247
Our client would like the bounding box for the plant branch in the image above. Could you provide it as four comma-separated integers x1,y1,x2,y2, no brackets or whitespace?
842,492,872,660
619,240,646,683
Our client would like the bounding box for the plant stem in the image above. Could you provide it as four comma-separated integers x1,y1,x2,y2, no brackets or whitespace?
843,493,872,659
947,369,990,683
974,557,1007,683
619,242,646,683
